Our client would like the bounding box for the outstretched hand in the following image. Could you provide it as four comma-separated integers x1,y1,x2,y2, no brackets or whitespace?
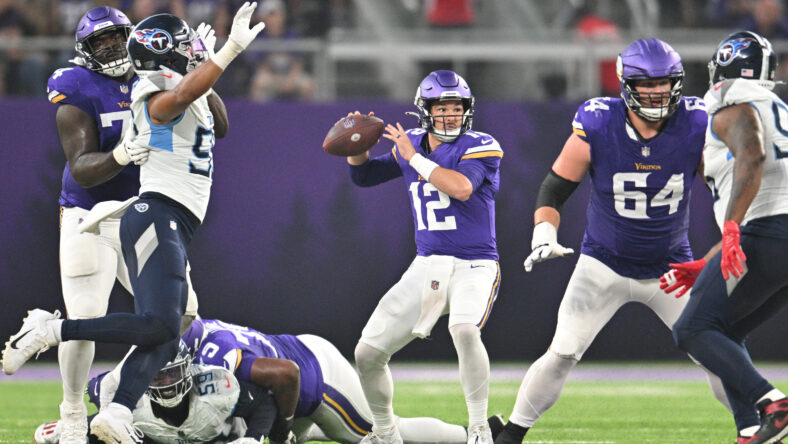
228,2,266,49
382,122,415,161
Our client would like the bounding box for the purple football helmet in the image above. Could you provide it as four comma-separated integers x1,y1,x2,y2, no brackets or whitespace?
75,6,132,77
616,38,684,122
412,70,475,142
181,316,206,354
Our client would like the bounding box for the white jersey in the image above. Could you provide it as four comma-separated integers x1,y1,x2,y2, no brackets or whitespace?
131,71,214,221
132,364,240,443
703,79,788,230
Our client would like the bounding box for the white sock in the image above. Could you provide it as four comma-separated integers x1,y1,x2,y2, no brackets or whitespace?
397,416,468,444
449,324,489,426
758,389,786,404
58,340,94,405
355,343,396,434
740,425,760,437
509,350,577,428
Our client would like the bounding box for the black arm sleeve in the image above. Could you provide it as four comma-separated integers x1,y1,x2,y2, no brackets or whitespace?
234,380,278,439
534,170,580,212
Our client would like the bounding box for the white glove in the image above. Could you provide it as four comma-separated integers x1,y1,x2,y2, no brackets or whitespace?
112,137,150,166
227,438,262,444
523,222,575,272
195,22,216,58
212,2,265,70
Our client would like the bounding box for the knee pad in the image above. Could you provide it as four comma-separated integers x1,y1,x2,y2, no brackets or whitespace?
65,291,108,319
61,235,99,278
354,342,390,374
545,348,578,374
448,323,481,347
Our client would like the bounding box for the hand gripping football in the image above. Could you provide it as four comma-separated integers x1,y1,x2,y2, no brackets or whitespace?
322,114,385,157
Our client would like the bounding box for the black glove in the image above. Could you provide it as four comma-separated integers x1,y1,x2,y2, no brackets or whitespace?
269,416,295,443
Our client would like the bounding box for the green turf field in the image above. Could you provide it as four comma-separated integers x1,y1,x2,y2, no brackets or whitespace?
0,376,750,443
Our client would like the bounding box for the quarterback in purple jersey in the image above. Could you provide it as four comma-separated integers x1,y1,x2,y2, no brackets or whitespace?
346,70,502,444
182,318,500,444
494,39,734,444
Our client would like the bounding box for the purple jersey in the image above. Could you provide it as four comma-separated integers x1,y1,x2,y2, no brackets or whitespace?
350,129,502,260
47,66,139,210
191,319,324,417
571,97,706,278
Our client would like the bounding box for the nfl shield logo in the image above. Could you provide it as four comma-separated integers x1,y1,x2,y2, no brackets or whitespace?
431,280,439,291
120,84,129,94
641,146,651,157
342,117,355,129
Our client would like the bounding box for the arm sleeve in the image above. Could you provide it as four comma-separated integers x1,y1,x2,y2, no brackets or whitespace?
234,380,278,439
349,149,402,187
534,170,580,212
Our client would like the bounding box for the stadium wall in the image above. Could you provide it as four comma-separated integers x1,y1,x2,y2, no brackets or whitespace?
2,99,785,363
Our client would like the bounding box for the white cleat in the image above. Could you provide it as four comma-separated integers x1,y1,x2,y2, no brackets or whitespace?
90,402,144,444
360,427,404,444
59,402,88,444
34,420,62,444
467,422,494,444
2,309,61,375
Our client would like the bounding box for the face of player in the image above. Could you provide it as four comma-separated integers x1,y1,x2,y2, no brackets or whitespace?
88,29,128,65
430,100,464,132
631,77,672,108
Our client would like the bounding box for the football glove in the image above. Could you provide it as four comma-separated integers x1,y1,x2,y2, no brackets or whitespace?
721,220,747,280
659,259,706,298
213,2,266,69
269,431,297,444
523,222,574,272
112,137,150,166
269,416,295,444
195,22,216,59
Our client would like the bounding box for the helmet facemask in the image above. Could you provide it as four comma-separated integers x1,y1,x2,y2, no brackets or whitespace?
174,31,209,74
147,344,193,408
414,95,474,143
77,26,132,77
622,74,683,122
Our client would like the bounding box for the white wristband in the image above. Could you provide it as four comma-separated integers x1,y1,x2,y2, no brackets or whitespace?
409,153,439,180
112,143,131,166
212,39,244,70
531,221,558,249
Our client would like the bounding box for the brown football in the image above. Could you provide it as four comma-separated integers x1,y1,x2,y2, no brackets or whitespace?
322,114,385,157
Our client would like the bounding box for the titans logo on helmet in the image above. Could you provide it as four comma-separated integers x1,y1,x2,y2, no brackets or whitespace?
716,39,752,66
133,28,172,54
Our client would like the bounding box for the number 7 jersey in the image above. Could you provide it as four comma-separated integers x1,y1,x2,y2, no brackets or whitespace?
571,97,707,278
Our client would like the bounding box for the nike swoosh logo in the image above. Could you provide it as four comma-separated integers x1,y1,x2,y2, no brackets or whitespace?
248,391,254,401
774,414,788,429
160,73,173,79
714,82,724,91
470,264,484,269
481,138,493,145
9,329,32,349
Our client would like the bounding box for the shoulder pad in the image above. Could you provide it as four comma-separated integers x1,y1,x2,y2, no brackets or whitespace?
47,67,89,104
131,71,183,101
572,97,618,140
704,79,775,115
461,132,503,159
192,364,240,394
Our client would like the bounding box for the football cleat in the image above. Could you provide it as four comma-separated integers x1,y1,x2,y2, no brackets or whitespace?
59,401,88,444
2,309,61,375
359,427,404,444
467,422,494,444
487,415,505,441
747,398,788,444
34,420,62,444
493,421,530,444
90,402,144,444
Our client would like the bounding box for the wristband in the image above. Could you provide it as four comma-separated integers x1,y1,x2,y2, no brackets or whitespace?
409,153,439,180
112,144,131,166
212,39,244,70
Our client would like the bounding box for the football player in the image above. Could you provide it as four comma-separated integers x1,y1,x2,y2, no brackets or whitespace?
493,39,735,444
34,340,278,443
183,317,504,444
2,4,263,443
35,6,202,443
671,30,788,444
345,70,503,444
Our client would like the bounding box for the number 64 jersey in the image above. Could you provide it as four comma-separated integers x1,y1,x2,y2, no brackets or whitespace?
571,96,707,279
130,70,215,221
703,79,788,232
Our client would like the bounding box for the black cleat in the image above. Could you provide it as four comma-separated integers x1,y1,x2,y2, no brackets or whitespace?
487,415,505,441
493,421,529,444
748,398,788,444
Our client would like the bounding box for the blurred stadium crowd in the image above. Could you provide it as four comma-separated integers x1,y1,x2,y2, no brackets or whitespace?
1,0,788,101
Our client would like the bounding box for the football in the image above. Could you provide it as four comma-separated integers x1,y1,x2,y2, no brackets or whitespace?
322,114,385,157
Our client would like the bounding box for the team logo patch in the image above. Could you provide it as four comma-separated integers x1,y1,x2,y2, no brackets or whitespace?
342,117,356,129
431,280,439,290
133,28,172,54
120,84,129,94
642,146,651,157
716,38,752,66
170,220,177,230
134,203,149,213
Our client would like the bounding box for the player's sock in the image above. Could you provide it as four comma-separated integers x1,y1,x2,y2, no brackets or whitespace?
508,350,577,427
758,389,786,404
450,323,490,426
355,343,396,434
58,340,94,404
397,416,468,443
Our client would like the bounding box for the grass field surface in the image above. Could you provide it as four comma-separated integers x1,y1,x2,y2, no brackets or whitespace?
1,362,784,443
